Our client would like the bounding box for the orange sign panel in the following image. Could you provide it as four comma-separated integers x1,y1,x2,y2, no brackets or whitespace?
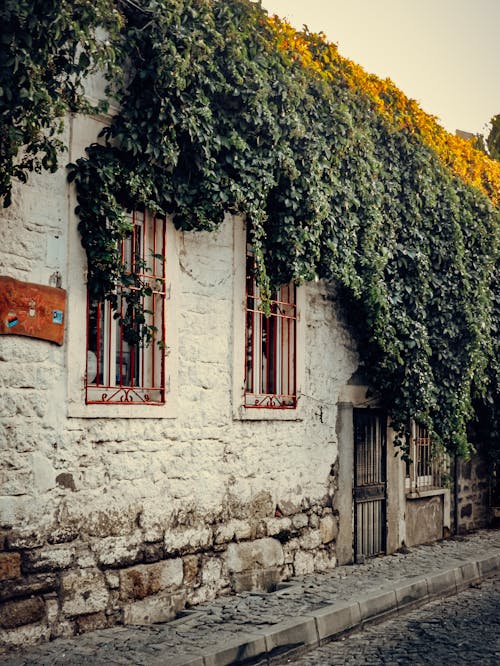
0,276,66,345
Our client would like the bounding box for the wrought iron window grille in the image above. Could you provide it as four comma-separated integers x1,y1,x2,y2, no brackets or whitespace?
244,247,297,409
405,422,450,493
85,210,167,405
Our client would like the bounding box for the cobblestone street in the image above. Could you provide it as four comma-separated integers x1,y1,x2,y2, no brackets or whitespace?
280,575,500,665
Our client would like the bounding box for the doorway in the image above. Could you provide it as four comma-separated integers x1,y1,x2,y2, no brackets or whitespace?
353,409,387,561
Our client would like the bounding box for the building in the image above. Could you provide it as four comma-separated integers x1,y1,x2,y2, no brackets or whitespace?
0,111,491,649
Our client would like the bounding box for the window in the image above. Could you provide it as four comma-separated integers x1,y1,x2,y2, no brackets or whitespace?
405,422,449,492
85,210,166,405
244,246,297,408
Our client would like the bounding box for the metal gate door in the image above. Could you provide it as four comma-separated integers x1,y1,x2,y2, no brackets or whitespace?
353,409,387,561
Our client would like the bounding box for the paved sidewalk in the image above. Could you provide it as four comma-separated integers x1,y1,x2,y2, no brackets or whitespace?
278,574,500,665
3,529,500,666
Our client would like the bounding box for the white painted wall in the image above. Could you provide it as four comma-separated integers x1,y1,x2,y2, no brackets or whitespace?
0,113,360,646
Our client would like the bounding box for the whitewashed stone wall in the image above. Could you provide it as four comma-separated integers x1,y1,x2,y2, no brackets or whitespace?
0,115,359,650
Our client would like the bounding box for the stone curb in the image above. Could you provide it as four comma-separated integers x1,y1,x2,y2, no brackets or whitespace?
165,548,500,666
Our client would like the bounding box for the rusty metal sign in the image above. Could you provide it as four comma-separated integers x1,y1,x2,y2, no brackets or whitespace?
0,276,66,345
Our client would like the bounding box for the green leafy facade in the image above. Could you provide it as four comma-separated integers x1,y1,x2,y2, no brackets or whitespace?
1,0,499,458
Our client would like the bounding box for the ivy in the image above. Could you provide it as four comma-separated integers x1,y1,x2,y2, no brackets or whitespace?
0,0,123,205
2,0,499,459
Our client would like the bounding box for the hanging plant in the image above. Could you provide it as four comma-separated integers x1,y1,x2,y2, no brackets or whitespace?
2,0,499,459
0,0,123,206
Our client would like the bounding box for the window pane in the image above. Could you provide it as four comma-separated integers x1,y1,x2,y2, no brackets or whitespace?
407,422,449,492
244,247,297,409
86,212,166,405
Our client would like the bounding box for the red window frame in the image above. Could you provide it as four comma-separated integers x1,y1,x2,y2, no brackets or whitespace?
244,249,297,409
85,210,167,405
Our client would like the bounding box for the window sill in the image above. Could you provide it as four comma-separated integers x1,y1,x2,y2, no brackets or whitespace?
406,487,449,500
67,396,178,419
232,403,303,421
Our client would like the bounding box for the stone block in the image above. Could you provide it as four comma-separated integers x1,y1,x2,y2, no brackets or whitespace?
85,505,139,538
226,538,284,574
92,534,143,567
32,452,56,492
0,572,58,602
309,514,320,529
203,633,267,666
159,558,184,588
63,495,140,539
165,527,213,556
188,582,219,606
0,470,32,496
233,520,253,541
0,552,21,581
201,557,222,585
313,550,336,572
283,537,300,560
183,555,200,586
143,542,164,563
214,523,236,546
394,578,428,609
0,596,45,629
4,390,48,419
122,590,186,625
74,546,97,569
477,552,500,577
214,519,252,545
0,337,49,363
311,601,361,641
61,568,109,616
0,621,50,651
278,500,302,517
105,570,120,589
264,517,292,537
47,619,75,640
45,595,59,623
230,566,281,593
5,531,45,550
319,515,338,544
47,526,79,544
456,561,480,590
0,392,17,418
21,545,74,573
299,529,322,550
357,590,397,621
426,569,458,597
247,491,274,519
75,611,108,634
261,616,318,655
120,564,159,601
293,550,315,576
119,559,183,601
291,513,309,529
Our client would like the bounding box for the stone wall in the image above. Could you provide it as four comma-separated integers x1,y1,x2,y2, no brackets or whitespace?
456,454,491,533
0,115,359,650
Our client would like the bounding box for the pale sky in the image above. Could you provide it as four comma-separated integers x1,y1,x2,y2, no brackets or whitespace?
261,0,500,136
